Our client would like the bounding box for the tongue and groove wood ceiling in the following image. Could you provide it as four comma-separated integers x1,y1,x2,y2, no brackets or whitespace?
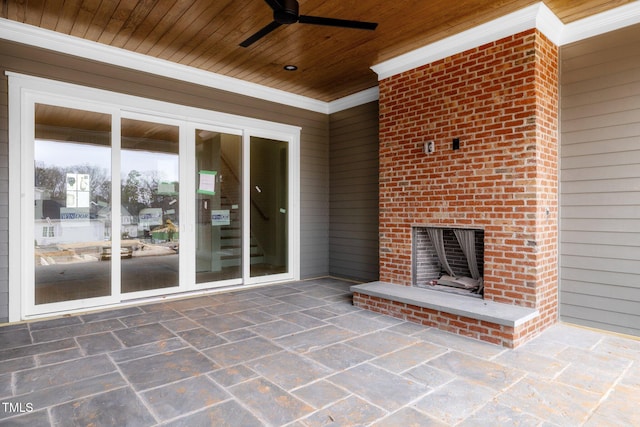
1,0,634,102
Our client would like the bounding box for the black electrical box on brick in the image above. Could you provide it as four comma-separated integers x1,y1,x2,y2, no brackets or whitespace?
452,138,460,150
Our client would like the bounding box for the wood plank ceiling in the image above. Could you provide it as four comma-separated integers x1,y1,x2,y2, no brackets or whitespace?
1,0,634,102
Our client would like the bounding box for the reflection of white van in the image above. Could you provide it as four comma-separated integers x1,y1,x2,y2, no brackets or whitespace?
138,208,163,232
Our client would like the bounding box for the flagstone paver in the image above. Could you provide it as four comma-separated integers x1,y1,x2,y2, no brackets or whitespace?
0,277,638,426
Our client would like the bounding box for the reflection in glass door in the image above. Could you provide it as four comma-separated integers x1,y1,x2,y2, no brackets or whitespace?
195,129,242,284
19,77,299,321
120,118,180,293
250,137,288,277
34,104,113,304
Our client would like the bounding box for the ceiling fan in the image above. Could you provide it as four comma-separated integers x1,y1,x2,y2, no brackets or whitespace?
240,0,378,47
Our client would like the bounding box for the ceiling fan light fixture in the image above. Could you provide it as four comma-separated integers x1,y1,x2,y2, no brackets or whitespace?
274,0,299,24
240,0,378,47
283,64,298,71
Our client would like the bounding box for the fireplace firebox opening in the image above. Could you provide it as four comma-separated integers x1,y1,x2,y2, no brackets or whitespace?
412,226,484,298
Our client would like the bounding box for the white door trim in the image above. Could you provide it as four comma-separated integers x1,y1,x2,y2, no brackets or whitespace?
8,72,301,321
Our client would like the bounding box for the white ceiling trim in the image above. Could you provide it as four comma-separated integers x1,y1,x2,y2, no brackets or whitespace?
0,18,330,114
327,87,379,114
561,1,640,45
371,1,640,81
371,3,561,80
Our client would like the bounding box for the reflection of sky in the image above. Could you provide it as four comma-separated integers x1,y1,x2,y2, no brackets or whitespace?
35,140,179,182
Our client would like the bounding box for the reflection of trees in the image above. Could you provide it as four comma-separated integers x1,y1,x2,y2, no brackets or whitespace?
35,162,110,204
122,170,164,217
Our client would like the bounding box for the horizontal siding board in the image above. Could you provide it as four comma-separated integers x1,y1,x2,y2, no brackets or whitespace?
561,164,640,181
561,280,640,300
560,178,640,194
562,268,640,289
560,243,640,260
562,94,640,121
561,150,640,169
329,231,378,241
561,315,640,337
562,55,640,83
562,107,640,132
560,218,640,233
328,212,379,223
561,292,640,317
562,83,640,110
562,65,640,94
561,137,638,156
560,255,640,275
329,237,378,249
331,166,379,181
560,304,640,336
561,205,640,219
560,24,640,337
330,188,377,198
330,250,379,265
560,192,640,206
561,230,640,246
331,150,378,164
561,122,640,145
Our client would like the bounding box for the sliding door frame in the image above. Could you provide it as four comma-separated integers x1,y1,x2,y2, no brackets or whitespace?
8,72,301,321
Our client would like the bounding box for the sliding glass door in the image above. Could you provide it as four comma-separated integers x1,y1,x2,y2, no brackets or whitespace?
195,128,243,285
249,136,289,278
120,117,181,294
13,74,299,319
33,104,114,305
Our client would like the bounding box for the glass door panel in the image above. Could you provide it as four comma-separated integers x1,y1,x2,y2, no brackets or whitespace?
250,137,288,277
195,130,242,283
121,118,180,293
34,104,112,304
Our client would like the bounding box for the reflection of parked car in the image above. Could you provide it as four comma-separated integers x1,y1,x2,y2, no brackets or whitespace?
100,247,133,260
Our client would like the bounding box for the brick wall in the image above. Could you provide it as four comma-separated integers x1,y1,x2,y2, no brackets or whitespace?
370,29,559,345
353,292,537,347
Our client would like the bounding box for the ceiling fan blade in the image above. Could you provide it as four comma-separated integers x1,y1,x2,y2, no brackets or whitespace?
239,21,282,47
298,15,378,30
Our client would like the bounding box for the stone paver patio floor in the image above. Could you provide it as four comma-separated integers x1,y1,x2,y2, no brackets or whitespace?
1,277,639,426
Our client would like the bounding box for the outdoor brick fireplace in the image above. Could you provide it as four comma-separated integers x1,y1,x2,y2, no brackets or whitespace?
353,28,559,348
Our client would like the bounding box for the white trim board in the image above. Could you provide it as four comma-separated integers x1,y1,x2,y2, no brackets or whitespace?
372,1,640,80
2,2,640,112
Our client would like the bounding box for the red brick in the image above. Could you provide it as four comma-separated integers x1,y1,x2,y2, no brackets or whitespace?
374,29,559,348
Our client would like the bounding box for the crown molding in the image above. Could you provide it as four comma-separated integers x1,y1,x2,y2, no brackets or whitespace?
371,1,640,81
561,1,640,45
327,87,379,114
371,3,562,80
0,18,330,114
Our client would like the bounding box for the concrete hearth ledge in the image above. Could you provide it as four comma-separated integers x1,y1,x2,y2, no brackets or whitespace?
351,281,539,327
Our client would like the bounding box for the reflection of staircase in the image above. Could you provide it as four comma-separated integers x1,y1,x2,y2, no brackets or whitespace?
219,197,265,267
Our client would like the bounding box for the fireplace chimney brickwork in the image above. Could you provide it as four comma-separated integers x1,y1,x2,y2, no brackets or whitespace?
357,29,559,347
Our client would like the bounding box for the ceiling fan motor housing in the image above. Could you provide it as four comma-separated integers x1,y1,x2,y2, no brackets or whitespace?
274,0,299,24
